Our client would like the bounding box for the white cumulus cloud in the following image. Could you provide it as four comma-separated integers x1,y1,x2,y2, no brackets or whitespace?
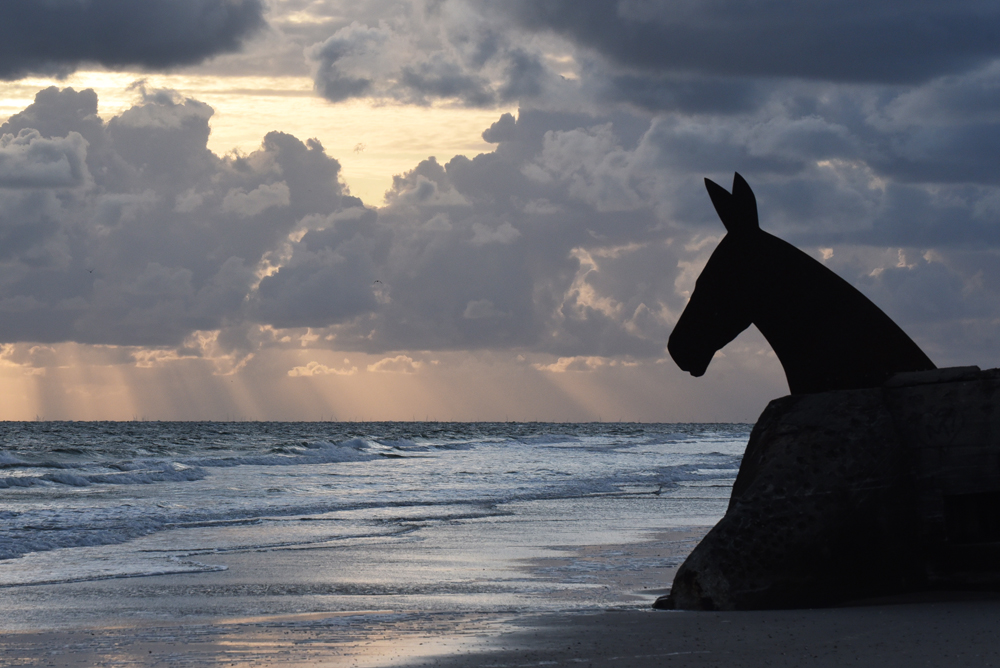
367,355,423,373
288,360,358,376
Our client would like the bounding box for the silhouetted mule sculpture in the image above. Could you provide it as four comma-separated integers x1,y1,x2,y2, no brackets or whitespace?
668,173,935,395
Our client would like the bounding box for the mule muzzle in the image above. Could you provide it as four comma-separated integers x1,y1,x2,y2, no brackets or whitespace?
667,335,712,378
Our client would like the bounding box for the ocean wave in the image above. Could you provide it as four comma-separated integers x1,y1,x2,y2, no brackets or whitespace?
0,423,746,568
0,452,23,467
653,463,735,487
516,435,581,446
39,472,91,486
0,559,228,588
0,476,41,489
182,437,378,469
0,454,735,562
378,438,424,450
0,453,74,470
3,463,207,488
376,438,479,452
73,467,208,486
0,438,380,492
639,433,695,445
0,498,481,562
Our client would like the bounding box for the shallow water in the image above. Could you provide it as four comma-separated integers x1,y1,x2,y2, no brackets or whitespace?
0,422,749,630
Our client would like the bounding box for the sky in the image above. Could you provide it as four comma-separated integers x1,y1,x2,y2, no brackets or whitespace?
0,0,998,421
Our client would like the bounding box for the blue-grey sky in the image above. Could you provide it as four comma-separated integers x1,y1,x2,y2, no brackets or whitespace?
0,0,997,421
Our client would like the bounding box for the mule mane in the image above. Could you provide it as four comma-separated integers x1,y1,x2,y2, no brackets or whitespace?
670,173,935,395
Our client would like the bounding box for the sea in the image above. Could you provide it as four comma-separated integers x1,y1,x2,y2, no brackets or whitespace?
0,422,750,634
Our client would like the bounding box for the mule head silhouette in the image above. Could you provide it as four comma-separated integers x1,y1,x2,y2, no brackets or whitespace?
668,173,934,395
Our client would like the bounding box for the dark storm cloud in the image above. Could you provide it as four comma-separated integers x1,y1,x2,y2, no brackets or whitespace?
494,0,1000,84
0,0,996,402
253,209,382,328
481,113,516,143
0,0,266,79
399,58,497,106
305,4,565,107
236,79,1000,364
300,0,1000,121
254,110,694,358
596,73,764,114
0,87,357,346
6,62,1000,373
0,130,89,189
194,0,1000,375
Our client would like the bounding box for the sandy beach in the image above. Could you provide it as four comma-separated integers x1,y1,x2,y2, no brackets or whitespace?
0,524,689,666
4,595,1000,667
422,598,1000,667
4,525,1000,668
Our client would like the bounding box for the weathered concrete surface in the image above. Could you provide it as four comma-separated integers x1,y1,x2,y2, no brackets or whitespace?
662,366,1000,610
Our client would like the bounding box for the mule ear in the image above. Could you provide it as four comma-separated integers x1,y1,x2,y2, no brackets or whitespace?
704,177,736,232
731,172,759,230
704,173,759,234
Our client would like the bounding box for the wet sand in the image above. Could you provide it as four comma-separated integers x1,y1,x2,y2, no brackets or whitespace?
0,610,507,667
4,526,999,667
415,597,1000,667
4,597,1000,667
0,527,688,666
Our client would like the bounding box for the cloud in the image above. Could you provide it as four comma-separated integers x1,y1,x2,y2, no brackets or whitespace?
0,86,357,347
2,1,1000,418
0,0,266,80
308,21,390,102
533,355,606,372
482,112,517,143
492,0,1000,85
367,354,422,373
253,236,381,329
342,98,1000,368
275,110,687,359
3,72,1000,393
463,299,505,319
305,6,563,107
525,123,643,211
222,182,291,217
470,221,520,245
288,360,357,376
292,1,1000,119
0,130,90,189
